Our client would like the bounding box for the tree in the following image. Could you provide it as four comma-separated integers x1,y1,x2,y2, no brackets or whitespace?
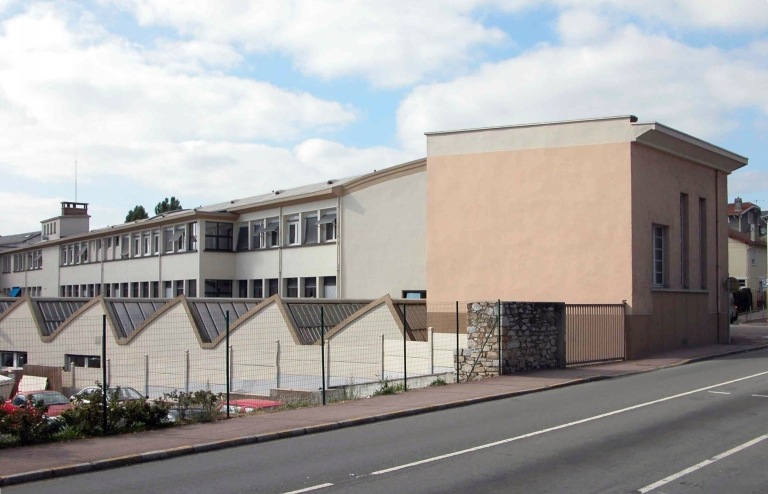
125,205,149,223
155,196,183,215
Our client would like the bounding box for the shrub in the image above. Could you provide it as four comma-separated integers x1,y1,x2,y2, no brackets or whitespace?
373,379,405,396
0,397,60,445
163,389,222,423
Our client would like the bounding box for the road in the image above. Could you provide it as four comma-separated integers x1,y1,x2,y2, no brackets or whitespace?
7,348,768,494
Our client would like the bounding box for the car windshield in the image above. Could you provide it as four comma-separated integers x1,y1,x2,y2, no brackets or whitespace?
119,388,144,400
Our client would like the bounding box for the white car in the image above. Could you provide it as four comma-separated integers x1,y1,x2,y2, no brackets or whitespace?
70,386,146,403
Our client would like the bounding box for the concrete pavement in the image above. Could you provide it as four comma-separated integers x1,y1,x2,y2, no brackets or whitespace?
2,326,767,487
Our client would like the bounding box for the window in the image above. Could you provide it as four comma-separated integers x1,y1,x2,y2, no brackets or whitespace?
140,282,149,297
133,233,141,258
322,276,337,298
652,224,667,287
267,278,279,297
65,354,100,371
286,216,300,246
204,279,232,297
164,281,173,298
303,277,317,298
319,210,337,242
402,290,427,299
285,278,298,297
175,280,184,296
121,235,130,258
251,221,264,249
236,223,249,251
699,198,707,289
1,255,9,273
265,219,280,248
186,279,196,297
680,194,689,288
164,227,175,253
143,231,151,256
1,351,27,369
238,280,248,298
205,222,233,251
131,282,139,298
175,225,187,252
187,222,198,251
303,214,319,244
153,230,160,254
252,280,264,298
121,282,129,297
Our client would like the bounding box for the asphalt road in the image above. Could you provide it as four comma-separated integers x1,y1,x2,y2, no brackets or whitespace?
7,348,768,494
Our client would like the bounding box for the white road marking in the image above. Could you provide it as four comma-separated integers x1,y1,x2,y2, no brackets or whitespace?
752,394,768,398
371,370,768,476
282,483,334,493
637,433,768,493
707,391,731,395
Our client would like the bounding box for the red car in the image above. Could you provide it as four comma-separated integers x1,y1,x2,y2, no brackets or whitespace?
2,390,73,417
220,398,283,414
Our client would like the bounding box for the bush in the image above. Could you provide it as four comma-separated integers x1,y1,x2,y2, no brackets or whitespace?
0,397,61,445
62,386,170,436
163,389,222,423
373,379,405,396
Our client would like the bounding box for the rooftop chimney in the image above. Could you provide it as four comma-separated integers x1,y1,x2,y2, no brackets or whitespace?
734,197,743,212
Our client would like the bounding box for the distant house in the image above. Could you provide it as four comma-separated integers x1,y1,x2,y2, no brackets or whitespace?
426,115,747,358
726,198,766,295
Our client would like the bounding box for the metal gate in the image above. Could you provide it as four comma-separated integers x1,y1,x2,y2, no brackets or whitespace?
565,304,625,365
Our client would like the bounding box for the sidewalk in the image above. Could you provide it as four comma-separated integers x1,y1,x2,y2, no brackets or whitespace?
2,333,767,487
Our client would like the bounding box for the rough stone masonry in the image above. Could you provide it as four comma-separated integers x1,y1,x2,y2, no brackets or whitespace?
459,301,565,381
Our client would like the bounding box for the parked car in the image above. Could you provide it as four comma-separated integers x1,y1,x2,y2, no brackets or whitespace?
220,398,283,415
70,386,147,404
2,390,72,417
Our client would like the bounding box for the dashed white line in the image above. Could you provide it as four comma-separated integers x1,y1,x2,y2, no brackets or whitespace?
752,394,768,398
371,370,768,476
282,483,334,493
708,391,731,395
637,433,768,493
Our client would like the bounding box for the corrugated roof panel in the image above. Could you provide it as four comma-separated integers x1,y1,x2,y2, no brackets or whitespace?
187,301,258,343
0,300,14,315
109,301,167,338
286,303,367,344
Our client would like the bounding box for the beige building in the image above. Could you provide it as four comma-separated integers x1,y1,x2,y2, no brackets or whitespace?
726,198,767,294
426,115,747,358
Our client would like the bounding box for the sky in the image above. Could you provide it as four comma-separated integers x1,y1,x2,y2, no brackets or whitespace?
0,0,767,234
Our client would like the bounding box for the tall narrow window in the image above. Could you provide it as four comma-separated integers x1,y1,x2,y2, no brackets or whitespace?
319,210,337,242
236,223,249,251
285,278,298,297
252,279,264,298
265,220,280,248
267,278,279,297
286,216,300,246
252,221,264,250
303,214,319,244
303,277,317,298
680,194,689,288
699,198,707,289
653,224,667,287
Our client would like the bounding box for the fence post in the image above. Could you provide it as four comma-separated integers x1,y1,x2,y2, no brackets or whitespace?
497,299,502,376
107,359,111,387
429,327,434,374
321,306,326,406
403,303,408,392
71,363,76,391
185,350,190,393
229,345,234,391
380,333,385,382
225,310,230,419
101,314,107,433
144,354,149,398
275,340,281,389
455,301,459,383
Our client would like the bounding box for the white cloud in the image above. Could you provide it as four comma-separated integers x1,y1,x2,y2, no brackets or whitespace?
0,192,62,234
0,4,357,186
294,139,419,179
396,23,768,153
107,0,507,87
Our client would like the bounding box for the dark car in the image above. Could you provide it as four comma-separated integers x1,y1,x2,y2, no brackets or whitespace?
2,390,73,417
70,386,147,404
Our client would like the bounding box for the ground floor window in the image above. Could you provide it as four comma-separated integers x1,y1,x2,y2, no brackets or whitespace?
65,354,100,371
1,351,27,369
204,279,232,297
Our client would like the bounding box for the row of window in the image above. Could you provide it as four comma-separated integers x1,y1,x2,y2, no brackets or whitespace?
55,277,338,299
652,195,708,289
43,221,57,236
1,350,101,373
1,250,43,273
235,209,337,251
0,286,42,297
61,222,198,266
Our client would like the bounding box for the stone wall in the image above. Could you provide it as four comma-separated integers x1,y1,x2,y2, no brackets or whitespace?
459,301,565,381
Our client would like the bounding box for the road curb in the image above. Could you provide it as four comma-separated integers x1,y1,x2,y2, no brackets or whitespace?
2,343,767,487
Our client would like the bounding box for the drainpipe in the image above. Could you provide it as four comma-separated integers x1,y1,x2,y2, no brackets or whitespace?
336,196,342,298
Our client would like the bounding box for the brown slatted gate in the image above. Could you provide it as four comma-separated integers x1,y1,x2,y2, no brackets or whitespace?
565,304,625,365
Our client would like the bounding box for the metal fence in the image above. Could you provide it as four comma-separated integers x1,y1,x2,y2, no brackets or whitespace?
564,304,626,365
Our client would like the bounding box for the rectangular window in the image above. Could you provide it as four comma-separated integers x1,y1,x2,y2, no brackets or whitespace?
187,222,198,251
699,198,707,289
186,279,197,298
402,290,427,299
322,276,337,298
121,282,129,297
265,219,280,248
252,221,264,249
285,277,298,297
204,279,232,297
175,225,187,252
133,234,141,258
164,281,173,298
153,230,160,254
164,227,175,253
303,277,317,298
252,279,264,298
140,281,149,297
319,210,337,242
142,231,151,256
175,280,184,296
131,282,139,298
286,216,300,246
236,224,249,251
121,235,130,258
267,278,279,297
1,351,27,369
303,214,319,244
238,280,248,298
1,255,9,273
680,194,689,288
205,222,233,251
653,224,667,288
65,354,101,371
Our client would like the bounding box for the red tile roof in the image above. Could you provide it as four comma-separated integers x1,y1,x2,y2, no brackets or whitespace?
728,229,767,247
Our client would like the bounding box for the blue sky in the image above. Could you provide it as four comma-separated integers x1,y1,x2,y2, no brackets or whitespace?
0,0,767,233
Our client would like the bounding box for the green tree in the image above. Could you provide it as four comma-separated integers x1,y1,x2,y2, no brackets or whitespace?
155,196,182,215
125,205,149,222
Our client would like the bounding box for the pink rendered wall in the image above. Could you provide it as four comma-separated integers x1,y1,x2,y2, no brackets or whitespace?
426,143,633,304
